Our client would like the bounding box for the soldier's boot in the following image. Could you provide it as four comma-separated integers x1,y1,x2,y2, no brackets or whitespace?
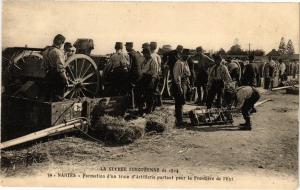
250,107,257,114
175,105,185,128
239,118,252,130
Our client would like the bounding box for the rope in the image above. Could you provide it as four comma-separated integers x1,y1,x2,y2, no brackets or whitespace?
74,125,105,145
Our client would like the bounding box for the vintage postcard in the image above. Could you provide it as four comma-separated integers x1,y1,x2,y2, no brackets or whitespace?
1,1,299,189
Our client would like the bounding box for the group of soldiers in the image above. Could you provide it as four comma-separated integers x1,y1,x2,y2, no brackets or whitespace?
263,57,299,89
102,41,162,115
42,34,298,131
102,41,264,130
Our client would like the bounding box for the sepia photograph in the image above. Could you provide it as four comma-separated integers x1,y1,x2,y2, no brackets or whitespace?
1,1,299,189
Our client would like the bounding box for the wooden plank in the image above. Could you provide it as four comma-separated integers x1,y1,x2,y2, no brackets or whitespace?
0,120,87,150
272,86,293,91
254,99,272,107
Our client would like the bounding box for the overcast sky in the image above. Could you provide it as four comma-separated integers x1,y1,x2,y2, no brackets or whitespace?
3,2,299,54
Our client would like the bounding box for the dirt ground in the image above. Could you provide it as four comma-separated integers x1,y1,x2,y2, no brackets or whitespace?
1,89,298,188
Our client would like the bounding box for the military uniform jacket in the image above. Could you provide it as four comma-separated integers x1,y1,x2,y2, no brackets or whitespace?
242,62,259,86
42,46,66,73
128,50,144,83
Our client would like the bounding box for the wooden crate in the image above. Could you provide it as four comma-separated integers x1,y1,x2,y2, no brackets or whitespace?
1,95,128,140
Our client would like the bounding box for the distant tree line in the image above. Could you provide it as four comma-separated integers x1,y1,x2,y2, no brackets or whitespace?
214,37,295,57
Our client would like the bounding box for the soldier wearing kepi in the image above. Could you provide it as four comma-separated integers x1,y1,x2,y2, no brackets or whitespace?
225,86,260,130
142,42,150,51
150,42,161,68
206,54,232,109
172,49,191,127
140,47,159,114
125,42,144,108
125,42,143,86
42,34,68,101
241,54,260,87
162,45,184,80
103,42,130,96
150,41,163,107
192,46,215,105
241,54,260,112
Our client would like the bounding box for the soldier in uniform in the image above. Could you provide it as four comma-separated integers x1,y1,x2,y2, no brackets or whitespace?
125,42,143,86
172,49,191,127
162,45,184,80
206,54,232,109
140,47,159,114
226,58,240,84
103,42,130,96
191,46,214,105
63,42,74,60
263,57,275,90
225,86,260,130
278,59,287,82
142,42,150,51
125,42,144,108
42,34,68,101
150,41,163,107
241,55,260,87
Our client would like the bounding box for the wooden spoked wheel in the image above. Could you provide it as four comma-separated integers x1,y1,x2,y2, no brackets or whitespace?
165,69,173,98
157,69,167,95
3,50,44,96
11,51,44,78
64,54,100,99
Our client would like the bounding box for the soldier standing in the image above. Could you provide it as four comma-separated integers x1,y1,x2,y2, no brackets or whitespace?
125,42,143,86
150,41,163,107
162,45,184,80
42,34,68,101
192,46,215,105
206,54,232,109
278,59,287,82
140,47,159,114
172,49,191,127
103,42,130,96
263,57,275,90
241,55,260,87
125,42,144,109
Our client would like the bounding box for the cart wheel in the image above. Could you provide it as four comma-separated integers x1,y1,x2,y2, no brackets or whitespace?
64,54,100,99
164,69,173,98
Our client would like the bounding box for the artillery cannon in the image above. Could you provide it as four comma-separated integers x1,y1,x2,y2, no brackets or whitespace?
2,41,107,100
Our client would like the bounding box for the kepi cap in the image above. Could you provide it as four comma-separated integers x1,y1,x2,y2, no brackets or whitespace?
125,42,133,48
176,45,184,51
115,42,123,50
150,42,157,50
142,42,150,49
196,46,203,52
142,47,151,54
182,48,190,55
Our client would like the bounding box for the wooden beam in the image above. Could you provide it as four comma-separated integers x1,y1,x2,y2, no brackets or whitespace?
272,86,293,91
254,99,272,107
0,120,87,150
